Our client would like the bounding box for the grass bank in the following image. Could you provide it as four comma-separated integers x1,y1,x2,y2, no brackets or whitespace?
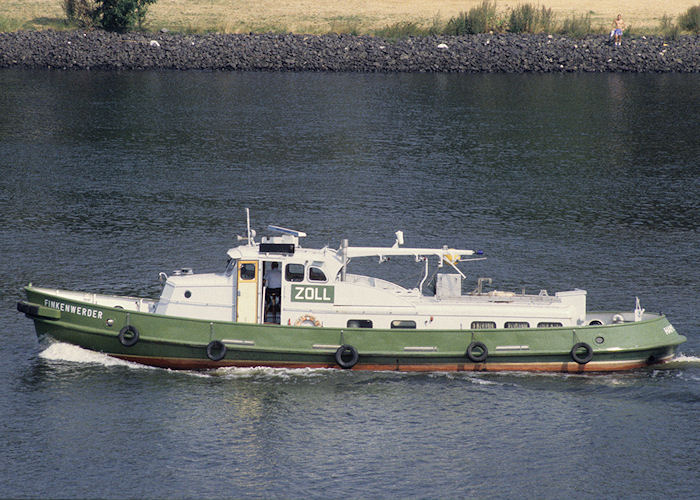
1,0,698,35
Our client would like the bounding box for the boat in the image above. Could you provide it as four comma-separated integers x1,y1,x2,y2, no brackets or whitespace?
17,212,685,372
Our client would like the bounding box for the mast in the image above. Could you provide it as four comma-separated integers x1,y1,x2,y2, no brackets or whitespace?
341,239,348,281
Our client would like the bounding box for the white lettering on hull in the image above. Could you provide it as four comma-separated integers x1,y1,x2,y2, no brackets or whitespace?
44,299,103,320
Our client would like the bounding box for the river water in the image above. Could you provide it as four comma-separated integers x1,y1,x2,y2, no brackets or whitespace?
1,69,699,498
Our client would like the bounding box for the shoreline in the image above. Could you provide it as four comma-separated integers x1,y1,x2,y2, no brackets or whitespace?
1,30,698,72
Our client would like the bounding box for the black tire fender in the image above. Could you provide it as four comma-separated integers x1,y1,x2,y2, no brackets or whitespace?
118,325,139,347
571,342,593,364
206,340,227,361
466,341,488,363
335,344,359,369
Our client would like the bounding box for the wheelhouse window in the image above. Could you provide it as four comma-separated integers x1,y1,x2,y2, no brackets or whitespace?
240,263,256,280
391,320,416,329
537,322,563,328
309,266,327,282
285,263,304,282
347,319,373,328
471,321,496,329
505,321,530,329
225,258,236,275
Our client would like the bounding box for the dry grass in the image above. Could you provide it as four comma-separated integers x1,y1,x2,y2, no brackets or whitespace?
1,0,698,33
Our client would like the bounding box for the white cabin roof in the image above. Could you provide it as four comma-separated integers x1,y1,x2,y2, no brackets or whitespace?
226,225,478,266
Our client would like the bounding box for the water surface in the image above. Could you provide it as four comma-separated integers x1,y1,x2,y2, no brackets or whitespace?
1,70,698,499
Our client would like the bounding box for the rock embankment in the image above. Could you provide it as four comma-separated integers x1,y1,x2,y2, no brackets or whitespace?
0,30,697,72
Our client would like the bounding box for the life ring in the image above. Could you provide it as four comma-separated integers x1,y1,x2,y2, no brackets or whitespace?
118,325,139,347
466,341,488,363
571,342,593,364
335,345,359,369
206,340,227,361
294,314,322,327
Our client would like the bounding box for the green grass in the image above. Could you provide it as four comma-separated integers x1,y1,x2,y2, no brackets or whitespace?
328,16,365,35
373,21,425,39
678,5,700,33
0,14,73,31
659,14,681,39
559,12,591,37
444,0,499,35
0,15,22,31
509,4,555,33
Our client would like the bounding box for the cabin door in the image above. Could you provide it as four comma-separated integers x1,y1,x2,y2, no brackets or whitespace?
236,260,259,323
262,261,282,324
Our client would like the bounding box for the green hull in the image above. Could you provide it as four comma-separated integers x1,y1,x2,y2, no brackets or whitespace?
19,286,686,373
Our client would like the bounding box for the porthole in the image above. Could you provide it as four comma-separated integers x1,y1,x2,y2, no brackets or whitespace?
471,321,496,329
391,320,416,329
595,336,605,344
347,319,373,328
184,290,192,298
505,321,529,329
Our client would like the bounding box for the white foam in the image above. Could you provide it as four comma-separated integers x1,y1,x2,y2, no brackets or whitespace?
670,354,700,364
39,342,152,370
656,353,700,369
38,344,334,378
427,371,503,385
212,366,334,380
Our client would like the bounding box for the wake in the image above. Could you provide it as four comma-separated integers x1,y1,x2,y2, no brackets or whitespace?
38,343,700,379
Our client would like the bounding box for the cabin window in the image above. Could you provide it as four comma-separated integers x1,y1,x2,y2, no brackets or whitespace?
471,321,496,329
347,319,373,328
309,267,327,282
537,322,563,328
285,263,304,282
505,322,529,328
391,320,416,329
240,263,256,280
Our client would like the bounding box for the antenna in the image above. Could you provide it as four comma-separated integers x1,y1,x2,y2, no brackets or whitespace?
245,208,250,244
245,208,256,245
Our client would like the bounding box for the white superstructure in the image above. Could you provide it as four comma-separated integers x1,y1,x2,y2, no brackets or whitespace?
154,224,589,330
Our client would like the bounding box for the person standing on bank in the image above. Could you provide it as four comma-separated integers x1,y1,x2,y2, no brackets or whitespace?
612,14,625,46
